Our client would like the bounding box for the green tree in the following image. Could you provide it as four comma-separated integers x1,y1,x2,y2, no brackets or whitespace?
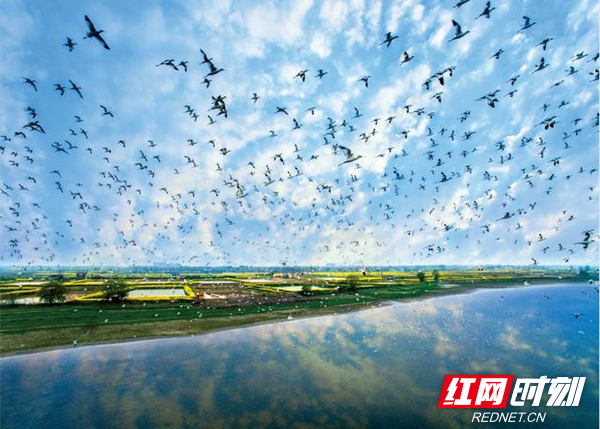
340,275,360,292
39,281,67,304
301,284,312,295
102,279,129,302
432,270,440,282
417,271,426,282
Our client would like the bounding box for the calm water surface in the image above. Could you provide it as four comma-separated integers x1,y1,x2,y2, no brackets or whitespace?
128,288,187,297
1,283,598,428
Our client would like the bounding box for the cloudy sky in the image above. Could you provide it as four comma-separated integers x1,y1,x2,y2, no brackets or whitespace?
0,0,598,267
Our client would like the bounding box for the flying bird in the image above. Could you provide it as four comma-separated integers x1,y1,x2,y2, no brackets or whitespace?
100,105,114,117
22,77,37,92
337,145,362,165
69,80,83,98
84,15,110,50
63,37,77,51
476,1,496,19
380,32,399,47
54,83,65,95
449,20,470,41
400,51,414,64
536,37,553,50
490,49,504,59
358,76,370,88
532,57,549,73
453,0,471,7
294,69,308,82
520,16,536,31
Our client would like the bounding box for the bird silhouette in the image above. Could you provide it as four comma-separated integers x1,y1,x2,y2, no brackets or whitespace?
449,20,470,41
400,51,414,64
520,16,536,31
337,146,362,165
294,69,308,82
100,105,114,117
380,32,399,47
63,37,77,51
22,77,37,92
84,15,110,50
68,80,83,98
476,1,496,19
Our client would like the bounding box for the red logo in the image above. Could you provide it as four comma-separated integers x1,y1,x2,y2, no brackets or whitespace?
438,375,514,408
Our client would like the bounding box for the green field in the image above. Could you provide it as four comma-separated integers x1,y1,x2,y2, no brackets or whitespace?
0,295,373,353
0,268,594,354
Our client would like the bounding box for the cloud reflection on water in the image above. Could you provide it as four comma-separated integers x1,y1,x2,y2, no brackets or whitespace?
1,284,598,428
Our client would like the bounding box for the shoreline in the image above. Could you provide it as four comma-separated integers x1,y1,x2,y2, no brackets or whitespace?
0,300,380,358
1,280,592,358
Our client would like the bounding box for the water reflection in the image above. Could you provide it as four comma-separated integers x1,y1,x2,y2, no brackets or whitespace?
1,284,598,428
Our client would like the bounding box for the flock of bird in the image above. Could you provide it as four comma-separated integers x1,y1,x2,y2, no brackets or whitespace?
1,3,599,268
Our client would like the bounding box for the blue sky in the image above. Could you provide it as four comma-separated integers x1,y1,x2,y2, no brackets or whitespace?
0,0,598,267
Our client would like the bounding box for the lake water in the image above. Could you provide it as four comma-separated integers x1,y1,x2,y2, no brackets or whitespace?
127,288,187,298
1,283,598,428
0,297,42,305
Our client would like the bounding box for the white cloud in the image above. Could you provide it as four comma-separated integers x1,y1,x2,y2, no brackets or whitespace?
310,32,332,59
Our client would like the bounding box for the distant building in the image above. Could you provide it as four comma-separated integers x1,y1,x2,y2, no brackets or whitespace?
273,272,298,279
76,271,88,280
